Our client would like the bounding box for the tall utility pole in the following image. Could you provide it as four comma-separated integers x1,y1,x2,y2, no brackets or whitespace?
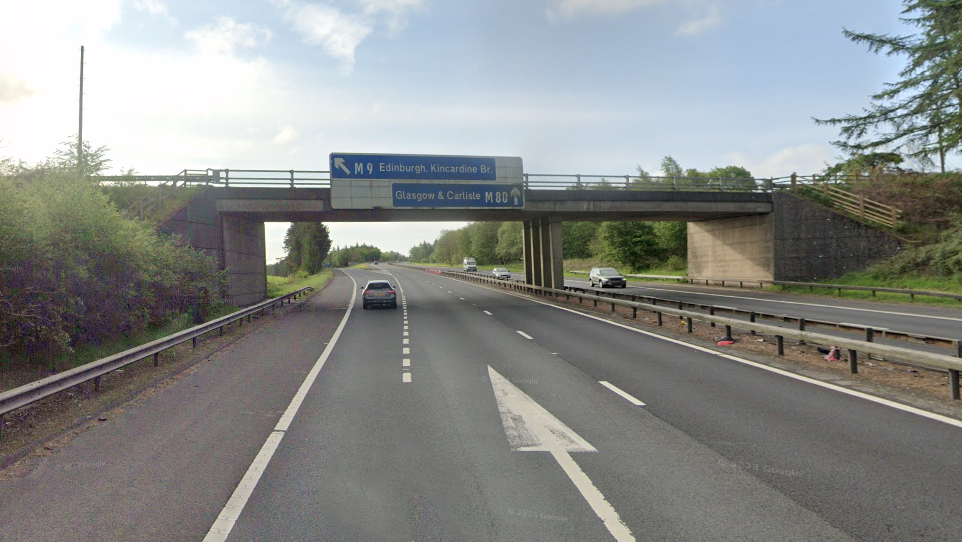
78,45,84,176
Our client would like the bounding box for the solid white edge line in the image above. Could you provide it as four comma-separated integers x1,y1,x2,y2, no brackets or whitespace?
613,283,962,323
203,273,359,542
599,381,646,406
517,330,534,340
438,272,962,430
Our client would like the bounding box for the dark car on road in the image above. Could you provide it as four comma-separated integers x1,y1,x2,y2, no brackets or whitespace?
362,280,398,309
589,267,627,288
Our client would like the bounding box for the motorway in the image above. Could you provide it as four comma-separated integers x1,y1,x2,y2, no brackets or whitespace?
457,267,962,343
3,266,962,541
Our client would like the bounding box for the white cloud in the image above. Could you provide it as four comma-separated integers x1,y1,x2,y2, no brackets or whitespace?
293,3,370,71
135,0,175,22
273,126,299,144
0,74,34,105
185,16,272,56
545,0,667,21
273,0,425,72
358,0,426,32
674,7,720,36
726,143,837,178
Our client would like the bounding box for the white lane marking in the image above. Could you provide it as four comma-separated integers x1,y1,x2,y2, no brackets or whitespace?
403,358,411,367
403,372,412,383
403,331,409,336
204,273,359,542
484,311,493,316
488,367,634,542
452,274,962,430
404,325,409,330
403,338,410,344
447,290,452,294
612,283,962,323
517,330,533,340
599,381,646,406
403,347,410,355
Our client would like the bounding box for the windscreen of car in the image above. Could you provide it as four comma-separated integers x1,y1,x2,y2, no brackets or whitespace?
598,268,621,276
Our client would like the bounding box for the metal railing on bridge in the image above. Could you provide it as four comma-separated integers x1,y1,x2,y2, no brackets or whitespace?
107,168,902,229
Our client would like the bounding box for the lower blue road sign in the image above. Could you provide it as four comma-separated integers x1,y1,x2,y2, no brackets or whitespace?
393,183,524,208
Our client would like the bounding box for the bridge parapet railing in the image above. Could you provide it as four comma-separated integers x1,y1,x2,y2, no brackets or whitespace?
522,173,773,192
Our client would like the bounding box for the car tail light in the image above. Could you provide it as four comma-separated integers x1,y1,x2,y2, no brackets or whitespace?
387,289,396,295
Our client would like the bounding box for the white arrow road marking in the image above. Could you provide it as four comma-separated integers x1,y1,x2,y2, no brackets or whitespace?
487,366,635,541
334,157,350,175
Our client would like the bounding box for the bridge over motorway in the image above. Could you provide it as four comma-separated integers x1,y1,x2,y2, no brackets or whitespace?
115,164,901,305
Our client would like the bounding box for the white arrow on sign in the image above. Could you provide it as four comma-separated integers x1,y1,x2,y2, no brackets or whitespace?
510,187,521,206
334,157,351,175
487,366,635,541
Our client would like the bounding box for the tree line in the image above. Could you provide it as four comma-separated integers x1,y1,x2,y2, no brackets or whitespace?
406,156,735,271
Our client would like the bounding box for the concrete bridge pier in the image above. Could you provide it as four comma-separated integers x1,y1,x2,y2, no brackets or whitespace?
523,216,564,290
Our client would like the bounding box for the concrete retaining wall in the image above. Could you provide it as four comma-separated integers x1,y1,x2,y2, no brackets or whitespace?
687,214,775,281
687,192,902,282
771,192,902,281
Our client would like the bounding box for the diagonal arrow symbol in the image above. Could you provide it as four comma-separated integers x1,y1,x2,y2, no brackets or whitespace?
487,366,635,541
334,157,350,175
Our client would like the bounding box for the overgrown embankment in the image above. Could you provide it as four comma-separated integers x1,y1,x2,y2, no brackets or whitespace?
0,172,225,369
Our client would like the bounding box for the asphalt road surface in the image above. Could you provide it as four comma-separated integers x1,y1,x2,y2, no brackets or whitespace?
3,267,962,541
455,266,962,342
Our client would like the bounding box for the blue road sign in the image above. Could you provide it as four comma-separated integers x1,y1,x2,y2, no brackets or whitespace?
331,153,497,181
393,183,524,208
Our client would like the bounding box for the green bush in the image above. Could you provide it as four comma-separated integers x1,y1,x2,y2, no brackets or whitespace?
0,172,224,363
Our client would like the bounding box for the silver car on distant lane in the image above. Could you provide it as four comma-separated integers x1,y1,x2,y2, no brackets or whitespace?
492,268,511,280
589,267,627,288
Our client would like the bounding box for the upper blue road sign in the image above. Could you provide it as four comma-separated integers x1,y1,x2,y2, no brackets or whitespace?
330,153,497,181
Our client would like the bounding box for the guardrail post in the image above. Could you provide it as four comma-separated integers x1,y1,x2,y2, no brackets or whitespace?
154,353,159,367
709,306,715,327
686,317,693,333
94,376,101,392
749,311,756,335
290,169,295,188
657,312,663,326
798,318,806,345
725,324,732,337
192,337,197,349
950,369,960,401
220,325,224,336
225,168,230,187
776,335,784,356
0,414,3,439
593,298,597,307
610,301,616,312
632,306,637,318
865,328,874,342
624,175,630,189
576,174,582,189
848,350,858,374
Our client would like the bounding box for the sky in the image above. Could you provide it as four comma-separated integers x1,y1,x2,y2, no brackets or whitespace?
0,0,916,262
